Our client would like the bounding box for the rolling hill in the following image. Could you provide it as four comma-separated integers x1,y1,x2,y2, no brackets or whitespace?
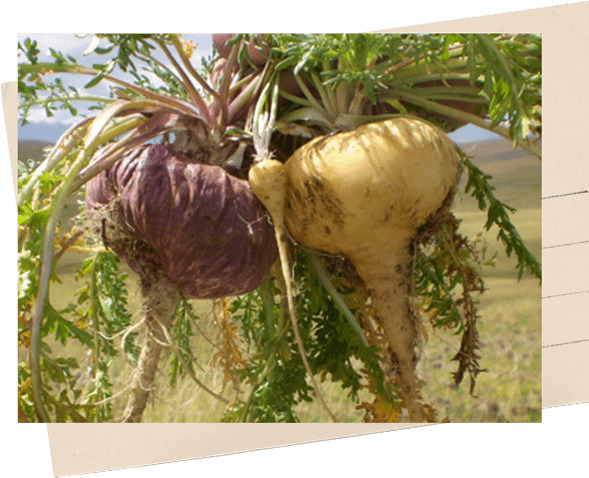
17,134,541,213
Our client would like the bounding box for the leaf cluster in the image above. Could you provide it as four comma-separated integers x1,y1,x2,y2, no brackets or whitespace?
412,213,489,394
266,33,541,154
18,221,139,422
221,250,397,422
460,148,541,280
18,38,110,124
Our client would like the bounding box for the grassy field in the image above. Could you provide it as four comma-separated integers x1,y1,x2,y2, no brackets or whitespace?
30,137,542,423
417,139,542,423
417,209,541,423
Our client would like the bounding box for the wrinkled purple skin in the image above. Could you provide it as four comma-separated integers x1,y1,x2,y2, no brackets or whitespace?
86,144,278,299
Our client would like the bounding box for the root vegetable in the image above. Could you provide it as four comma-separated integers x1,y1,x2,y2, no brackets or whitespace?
87,144,278,299
86,143,278,421
213,34,269,66
212,34,235,59
254,117,461,422
121,270,180,422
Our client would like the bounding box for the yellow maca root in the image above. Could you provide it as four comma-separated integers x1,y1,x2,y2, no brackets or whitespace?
280,118,462,422
248,159,291,303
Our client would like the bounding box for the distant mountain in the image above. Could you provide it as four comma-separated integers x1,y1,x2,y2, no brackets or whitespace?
18,122,71,143
454,137,541,210
18,128,540,227
18,135,540,167
18,140,54,164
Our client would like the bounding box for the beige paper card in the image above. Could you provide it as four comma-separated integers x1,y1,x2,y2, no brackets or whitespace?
379,1,589,410
1,83,16,202
5,2,587,476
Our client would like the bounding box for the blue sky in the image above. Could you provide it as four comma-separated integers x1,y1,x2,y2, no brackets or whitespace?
17,33,502,145
17,34,213,138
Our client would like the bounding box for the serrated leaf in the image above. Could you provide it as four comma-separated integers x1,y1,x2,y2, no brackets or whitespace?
84,72,106,89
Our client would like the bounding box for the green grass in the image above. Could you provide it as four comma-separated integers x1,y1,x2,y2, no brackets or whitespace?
417,275,541,423
47,206,540,423
454,207,541,278
412,148,542,422
39,138,542,423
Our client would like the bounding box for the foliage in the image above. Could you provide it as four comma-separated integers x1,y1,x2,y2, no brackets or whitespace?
18,247,140,422
267,34,540,144
460,149,541,280
220,251,398,422
17,33,541,423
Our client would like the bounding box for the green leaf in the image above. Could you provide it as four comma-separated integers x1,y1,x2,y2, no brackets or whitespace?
459,148,541,281
84,72,106,89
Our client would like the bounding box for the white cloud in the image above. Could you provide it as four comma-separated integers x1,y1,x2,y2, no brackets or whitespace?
24,107,81,125
19,34,216,129
18,34,89,61
18,33,214,76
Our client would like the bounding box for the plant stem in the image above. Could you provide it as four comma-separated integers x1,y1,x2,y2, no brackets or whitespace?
90,252,101,382
169,35,219,100
154,38,212,123
18,119,91,207
306,252,368,347
29,137,106,422
20,95,116,110
26,63,200,117
293,73,334,129
393,90,542,158
248,159,337,423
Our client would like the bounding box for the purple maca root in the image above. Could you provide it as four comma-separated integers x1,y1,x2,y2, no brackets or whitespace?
85,144,279,421
86,143,278,299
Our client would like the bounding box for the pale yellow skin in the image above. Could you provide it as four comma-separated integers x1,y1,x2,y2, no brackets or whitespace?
251,117,461,422
283,118,460,258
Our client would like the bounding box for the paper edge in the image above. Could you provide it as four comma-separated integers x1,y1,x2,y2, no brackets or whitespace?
1,81,17,202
